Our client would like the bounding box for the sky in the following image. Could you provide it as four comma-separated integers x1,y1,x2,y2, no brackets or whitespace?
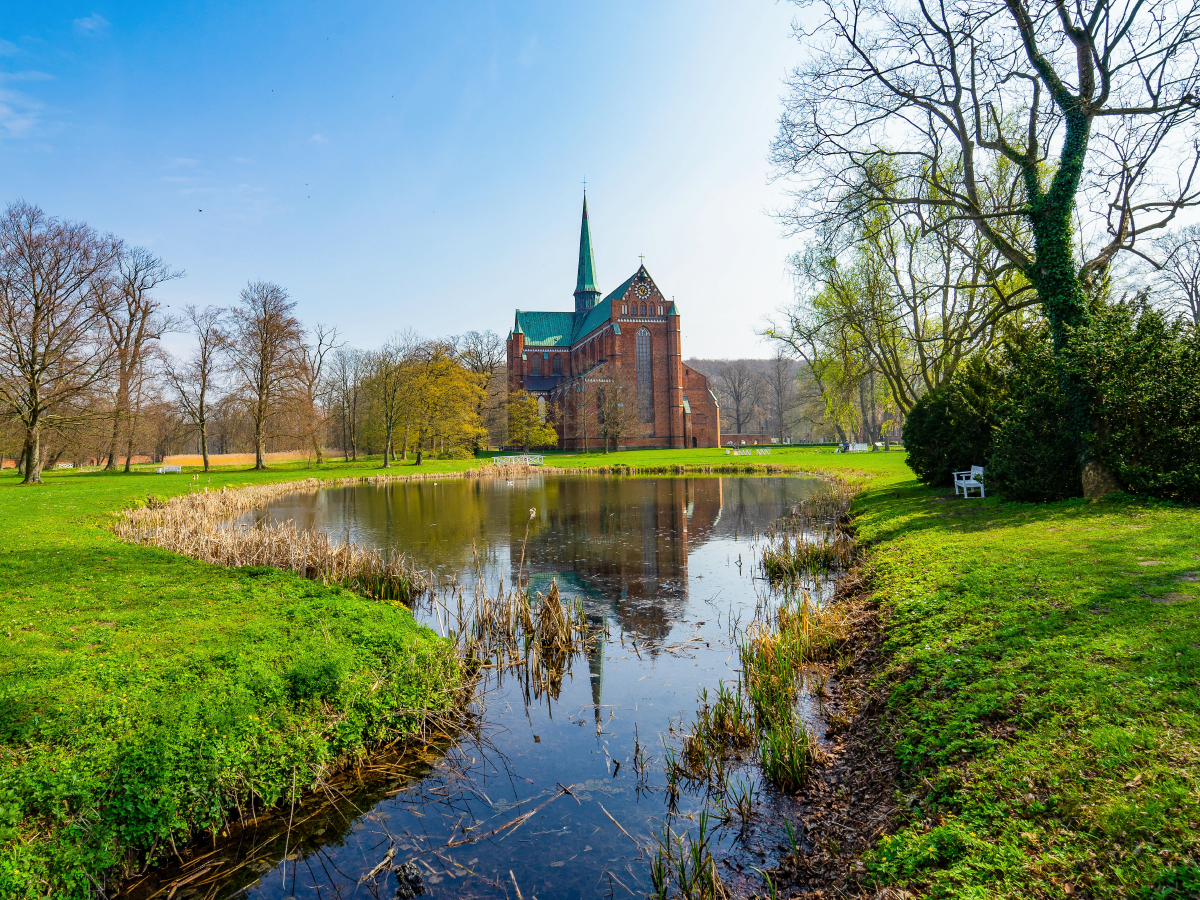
1,1,808,358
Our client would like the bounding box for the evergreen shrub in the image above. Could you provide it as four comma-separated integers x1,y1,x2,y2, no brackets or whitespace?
986,335,1082,501
1068,302,1200,502
902,356,1000,489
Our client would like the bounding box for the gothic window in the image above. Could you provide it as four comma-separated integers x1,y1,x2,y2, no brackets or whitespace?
553,353,562,375
636,327,653,423
640,303,647,316
537,397,547,420
622,304,628,315
531,355,541,376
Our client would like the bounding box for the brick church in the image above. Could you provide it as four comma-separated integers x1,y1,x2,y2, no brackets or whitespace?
506,195,721,450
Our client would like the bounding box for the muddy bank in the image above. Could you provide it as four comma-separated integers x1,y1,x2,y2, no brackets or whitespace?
769,568,900,898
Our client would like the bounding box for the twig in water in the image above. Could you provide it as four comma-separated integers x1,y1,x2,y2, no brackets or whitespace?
597,802,639,847
510,869,524,900
358,846,395,885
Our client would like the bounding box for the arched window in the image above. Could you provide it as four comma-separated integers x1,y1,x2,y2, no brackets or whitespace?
636,328,653,423
553,353,562,376
537,397,547,421
640,303,647,316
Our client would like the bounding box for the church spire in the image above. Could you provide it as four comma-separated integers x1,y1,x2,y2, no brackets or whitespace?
574,192,601,311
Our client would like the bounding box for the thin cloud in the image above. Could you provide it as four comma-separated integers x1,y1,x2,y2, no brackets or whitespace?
310,133,328,144
518,36,539,67
0,38,19,56
73,14,110,36
0,88,42,140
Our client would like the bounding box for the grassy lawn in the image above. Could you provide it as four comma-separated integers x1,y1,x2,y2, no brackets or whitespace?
850,477,1200,897
0,458,473,897
3,447,1194,897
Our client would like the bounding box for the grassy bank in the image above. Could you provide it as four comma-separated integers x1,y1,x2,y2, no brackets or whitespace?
846,475,1200,897
0,459,477,897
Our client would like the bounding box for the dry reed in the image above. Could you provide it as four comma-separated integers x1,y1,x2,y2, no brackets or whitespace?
112,466,542,603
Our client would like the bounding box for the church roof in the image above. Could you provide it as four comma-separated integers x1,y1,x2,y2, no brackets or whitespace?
515,272,639,348
575,194,599,297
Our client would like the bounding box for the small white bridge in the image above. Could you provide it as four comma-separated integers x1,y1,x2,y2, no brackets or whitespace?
492,455,545,467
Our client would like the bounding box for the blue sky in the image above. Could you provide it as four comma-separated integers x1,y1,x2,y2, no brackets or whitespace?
1,2,804,357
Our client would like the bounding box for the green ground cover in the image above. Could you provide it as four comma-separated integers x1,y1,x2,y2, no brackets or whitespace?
3,447,1194,897
0,459,473,897
849,478,1200,897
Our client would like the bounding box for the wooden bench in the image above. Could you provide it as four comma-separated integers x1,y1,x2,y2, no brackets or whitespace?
156,465,182,474
954,465,985,498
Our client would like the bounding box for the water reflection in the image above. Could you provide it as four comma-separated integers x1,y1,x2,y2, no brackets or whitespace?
127,475,823,900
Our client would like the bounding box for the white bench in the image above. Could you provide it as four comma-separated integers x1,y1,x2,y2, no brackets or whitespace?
156,465,182,474
954,465,985,498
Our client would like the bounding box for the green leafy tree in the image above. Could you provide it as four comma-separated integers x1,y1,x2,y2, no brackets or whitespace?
507,390,558,453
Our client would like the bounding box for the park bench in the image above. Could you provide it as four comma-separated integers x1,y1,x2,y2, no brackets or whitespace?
156,465,182,474
954,465,986,498
847,443,870,453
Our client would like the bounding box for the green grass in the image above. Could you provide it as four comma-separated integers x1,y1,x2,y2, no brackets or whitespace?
7,446,1192,897
0,457,473,897
851,478,1200,897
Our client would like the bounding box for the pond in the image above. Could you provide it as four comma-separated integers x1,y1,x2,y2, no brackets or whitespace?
126,474,829,900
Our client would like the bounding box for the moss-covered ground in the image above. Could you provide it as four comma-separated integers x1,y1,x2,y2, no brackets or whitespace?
2,447,1196,897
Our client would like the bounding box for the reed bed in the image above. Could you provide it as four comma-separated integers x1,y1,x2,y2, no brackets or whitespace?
427,577,593,703
112,466,542,603
651,811,732,900
759,479,858,583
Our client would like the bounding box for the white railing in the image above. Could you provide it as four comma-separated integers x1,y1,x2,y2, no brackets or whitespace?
156,465,182,474
493,455,545,467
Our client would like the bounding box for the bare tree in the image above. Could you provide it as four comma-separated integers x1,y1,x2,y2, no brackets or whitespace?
166,305,227,472
368,335,410,468
228,281,302,470
772,0,1200,493
328,346,366,462
0,201,120,483
597,363,639,452
1151,225,1200,325
765,350,797,443
716,362,764,434
100,245,183,471
296,323,338,465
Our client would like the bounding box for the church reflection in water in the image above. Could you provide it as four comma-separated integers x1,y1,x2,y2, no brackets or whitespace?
517,477,727,723
521,477,723,642
254,473,818,725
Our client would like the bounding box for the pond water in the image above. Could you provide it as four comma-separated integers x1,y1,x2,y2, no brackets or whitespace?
125,475,827,900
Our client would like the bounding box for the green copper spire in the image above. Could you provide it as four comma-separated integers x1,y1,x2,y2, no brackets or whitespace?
574,193,601,311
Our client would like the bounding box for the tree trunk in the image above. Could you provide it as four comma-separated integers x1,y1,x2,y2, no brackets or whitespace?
254,421,266,470
21,431,42,484
383,424,393,468
401,424,410,461
124,432,135,473
104,414,120,471
200,421,210,472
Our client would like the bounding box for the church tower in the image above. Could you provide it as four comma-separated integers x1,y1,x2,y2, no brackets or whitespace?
573,193,601,311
